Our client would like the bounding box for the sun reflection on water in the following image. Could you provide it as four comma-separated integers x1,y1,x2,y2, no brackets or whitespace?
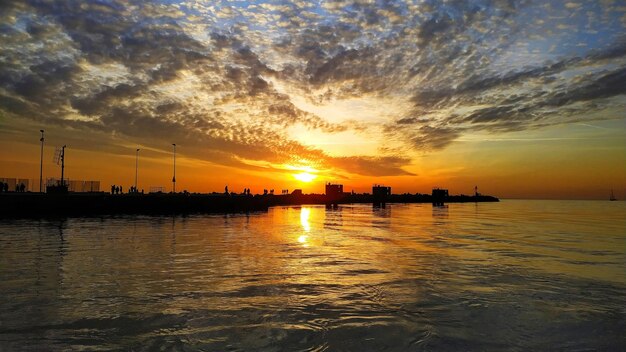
300,207,311,232
298,207,311,247
297,235,309,246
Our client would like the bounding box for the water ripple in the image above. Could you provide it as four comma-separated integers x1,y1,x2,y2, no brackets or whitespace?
1,200,625,350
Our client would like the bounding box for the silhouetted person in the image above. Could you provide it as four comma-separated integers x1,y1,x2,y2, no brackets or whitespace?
120,186,123,194
111,185,115,194
4,183,8,192
19,183,25,192
225,186,229,194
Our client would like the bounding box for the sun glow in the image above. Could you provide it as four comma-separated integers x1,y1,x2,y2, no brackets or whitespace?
294,172,316,182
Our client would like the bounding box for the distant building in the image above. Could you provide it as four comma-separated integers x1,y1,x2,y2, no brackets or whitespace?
432,188,449,206
432,188,448,198
372,184,391,206
291,189,303,196
325,183,343,196
372,184,391,197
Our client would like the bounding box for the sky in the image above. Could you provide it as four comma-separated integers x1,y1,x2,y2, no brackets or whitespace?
1,0,625,199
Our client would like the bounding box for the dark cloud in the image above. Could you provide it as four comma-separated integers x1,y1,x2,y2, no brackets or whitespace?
328,156,415,177
410,126,462,151
542,67,626,107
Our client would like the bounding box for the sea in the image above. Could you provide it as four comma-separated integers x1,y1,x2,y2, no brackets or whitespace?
1,200,625,351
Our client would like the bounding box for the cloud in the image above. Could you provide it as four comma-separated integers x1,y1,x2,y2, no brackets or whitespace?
327,155,415,177
1,0,625,178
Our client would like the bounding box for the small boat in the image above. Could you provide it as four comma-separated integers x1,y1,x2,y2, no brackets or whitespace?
610,190,617,201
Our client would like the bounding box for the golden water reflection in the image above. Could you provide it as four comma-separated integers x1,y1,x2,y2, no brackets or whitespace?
0,201,625,350
300,207,311,232
296,207,315,247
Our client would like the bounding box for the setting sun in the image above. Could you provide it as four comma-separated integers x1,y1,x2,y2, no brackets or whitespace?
294,172,316,183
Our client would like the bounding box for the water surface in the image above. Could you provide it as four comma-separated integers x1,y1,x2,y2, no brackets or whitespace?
1,200,625,350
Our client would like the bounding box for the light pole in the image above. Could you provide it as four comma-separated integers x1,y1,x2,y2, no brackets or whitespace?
39,130,44,193
172,143,176,193
60,145,66,188
135,148,140,192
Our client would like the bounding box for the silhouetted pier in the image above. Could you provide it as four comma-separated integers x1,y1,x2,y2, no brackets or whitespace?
0,193,267,217
0,190,499,218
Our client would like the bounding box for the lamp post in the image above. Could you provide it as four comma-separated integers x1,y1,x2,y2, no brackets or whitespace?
39,130,44,193
60,145,66,188
135,148,140,192
172,143,176,193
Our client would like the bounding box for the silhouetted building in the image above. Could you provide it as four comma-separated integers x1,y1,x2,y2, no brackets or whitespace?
325,183,343,196
432,188,448,206
291,189,303,196
372,184,391,206
325,183,345,205
372,185,391,197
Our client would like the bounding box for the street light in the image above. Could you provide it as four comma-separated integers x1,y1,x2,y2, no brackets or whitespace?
39,130,44,193
135,148,140,192
172,143,176,193
60,145,66,188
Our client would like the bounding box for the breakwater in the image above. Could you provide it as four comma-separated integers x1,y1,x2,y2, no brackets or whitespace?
0,192,498,218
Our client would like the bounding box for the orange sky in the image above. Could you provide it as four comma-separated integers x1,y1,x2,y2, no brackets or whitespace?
1,117,624,199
